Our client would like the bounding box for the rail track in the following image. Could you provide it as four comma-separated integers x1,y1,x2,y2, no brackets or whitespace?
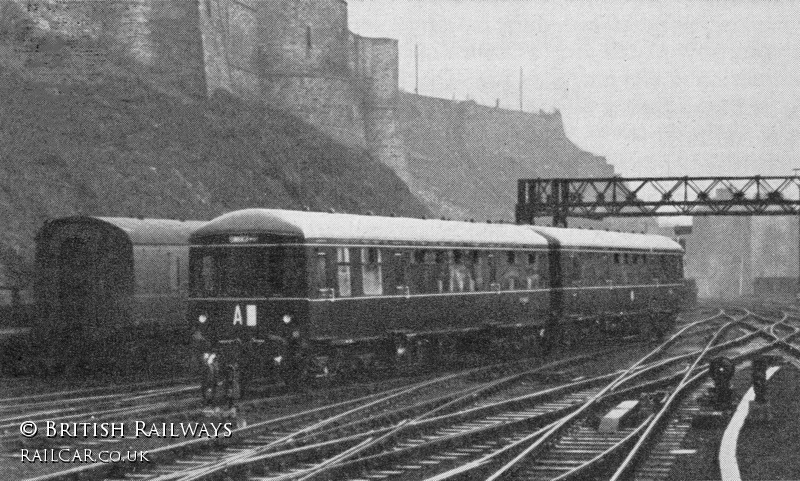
12,304,793,481
15,346,625,481
19,308,724,481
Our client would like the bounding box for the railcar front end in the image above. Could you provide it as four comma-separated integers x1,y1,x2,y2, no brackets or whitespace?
188,231,310,400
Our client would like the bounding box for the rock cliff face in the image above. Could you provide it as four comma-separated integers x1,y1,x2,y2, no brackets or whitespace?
398,93,615,221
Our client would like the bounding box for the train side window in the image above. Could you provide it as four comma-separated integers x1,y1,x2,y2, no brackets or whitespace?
488,253,497,283
623,253,629,264
424,250,436,264
361,247,383,295
336,247,351,297
471,251,485,291
614,253,620,264
528,252,536,265
507,251,515,265
413,249,426,264
642,254,647,264
168,252,180,292
450,250,468,292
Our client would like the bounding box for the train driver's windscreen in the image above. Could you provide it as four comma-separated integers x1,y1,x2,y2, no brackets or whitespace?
190,246,304,298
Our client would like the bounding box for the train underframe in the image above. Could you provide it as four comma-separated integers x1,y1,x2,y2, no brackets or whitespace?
199,307,678,407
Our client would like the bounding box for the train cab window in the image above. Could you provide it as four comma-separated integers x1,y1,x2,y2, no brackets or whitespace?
198,254,218,295
361,247,383,295
191,246,304,298
336,247,351,297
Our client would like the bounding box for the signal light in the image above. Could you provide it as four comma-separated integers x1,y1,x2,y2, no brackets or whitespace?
709,357,735,409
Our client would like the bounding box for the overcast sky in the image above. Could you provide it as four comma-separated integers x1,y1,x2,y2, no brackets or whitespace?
349,1,800,178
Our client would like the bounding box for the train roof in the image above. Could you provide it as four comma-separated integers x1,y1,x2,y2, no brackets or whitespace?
192,209,548,247
192,209,682,252
40,216,206,245
529,225,683,252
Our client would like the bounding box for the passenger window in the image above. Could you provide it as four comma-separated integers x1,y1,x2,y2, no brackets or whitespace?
168,252,180,292
488,253,497,283
450,250,468,292
336,247,351,297
507,251,516,265
614,253,620,264
413,249,426,264
424,250,437,264
361,247,383,295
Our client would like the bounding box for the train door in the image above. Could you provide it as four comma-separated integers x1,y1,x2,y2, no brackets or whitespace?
391,250,411,329
312,248,332,335
58,236,99,332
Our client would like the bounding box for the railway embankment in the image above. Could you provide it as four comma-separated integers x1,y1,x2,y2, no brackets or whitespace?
0,60,427,290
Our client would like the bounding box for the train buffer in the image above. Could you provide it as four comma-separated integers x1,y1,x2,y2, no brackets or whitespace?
599,399,640,433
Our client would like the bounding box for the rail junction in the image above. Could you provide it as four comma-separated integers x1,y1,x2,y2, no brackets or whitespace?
3,303,799,481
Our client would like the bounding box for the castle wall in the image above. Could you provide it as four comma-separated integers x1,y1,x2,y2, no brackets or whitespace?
3,0,205,94
1,0,624,227
399,92,615,220
197,0,366,149
352,35,408,183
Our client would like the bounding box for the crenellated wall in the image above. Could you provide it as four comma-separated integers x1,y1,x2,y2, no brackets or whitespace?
399,92,615,220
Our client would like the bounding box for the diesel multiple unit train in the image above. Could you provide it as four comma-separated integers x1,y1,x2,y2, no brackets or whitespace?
189,209,686,396
34,216,205,372
28,209,686,386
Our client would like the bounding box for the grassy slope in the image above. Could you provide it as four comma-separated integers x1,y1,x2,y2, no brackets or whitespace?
0,66,428,285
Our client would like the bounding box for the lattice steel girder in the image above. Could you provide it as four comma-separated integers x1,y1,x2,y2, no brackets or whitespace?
516,176,800,225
